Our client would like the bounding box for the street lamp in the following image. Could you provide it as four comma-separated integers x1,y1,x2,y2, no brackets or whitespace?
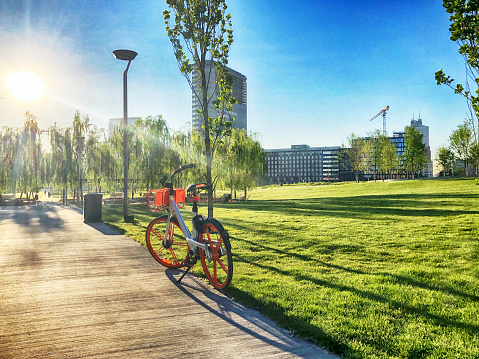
113,49,137,223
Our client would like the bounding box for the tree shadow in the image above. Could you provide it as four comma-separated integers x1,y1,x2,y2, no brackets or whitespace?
232,236,479,304
164,268,339,358
219,193,479,220
235,252,479,340
7,203,66,233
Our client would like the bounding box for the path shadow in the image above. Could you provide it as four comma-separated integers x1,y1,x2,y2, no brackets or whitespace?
86,222,121,235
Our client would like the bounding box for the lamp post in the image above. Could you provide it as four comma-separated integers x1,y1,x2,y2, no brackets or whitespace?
113,49,137,223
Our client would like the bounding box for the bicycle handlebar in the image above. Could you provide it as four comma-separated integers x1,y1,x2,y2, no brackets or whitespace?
160,164,195,187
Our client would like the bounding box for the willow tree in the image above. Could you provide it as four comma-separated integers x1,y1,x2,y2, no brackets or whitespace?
163,0,234,217
0,127,19,195
136,115,181,192
15,112,44,199
50,126,74,202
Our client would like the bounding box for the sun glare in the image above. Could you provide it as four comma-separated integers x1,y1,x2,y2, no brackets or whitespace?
6,71,46,102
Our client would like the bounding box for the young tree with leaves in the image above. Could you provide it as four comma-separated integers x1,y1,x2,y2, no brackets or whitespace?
435,145,455,176
345,133,369,183
402,126,428,179
368,130,388,181
163,0,235,217
449,119,473,176
380,138,400,179
436,0,479,169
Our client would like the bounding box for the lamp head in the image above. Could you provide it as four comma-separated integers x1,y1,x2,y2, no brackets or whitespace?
113,49,138,61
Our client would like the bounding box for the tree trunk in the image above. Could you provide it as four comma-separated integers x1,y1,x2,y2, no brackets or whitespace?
201,67,214,218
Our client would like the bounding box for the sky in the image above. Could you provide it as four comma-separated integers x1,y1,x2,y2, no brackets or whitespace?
0,0,471,159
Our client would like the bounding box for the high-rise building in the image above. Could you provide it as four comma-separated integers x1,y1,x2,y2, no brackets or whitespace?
192,61,247,132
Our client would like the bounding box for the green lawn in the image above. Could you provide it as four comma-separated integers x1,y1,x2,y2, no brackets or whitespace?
103,178,479,359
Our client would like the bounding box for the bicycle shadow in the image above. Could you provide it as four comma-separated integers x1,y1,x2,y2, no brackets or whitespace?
164,269,337,359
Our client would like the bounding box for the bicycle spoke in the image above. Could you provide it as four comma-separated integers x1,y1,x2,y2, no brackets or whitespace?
216,258,228,274
199,219,233,289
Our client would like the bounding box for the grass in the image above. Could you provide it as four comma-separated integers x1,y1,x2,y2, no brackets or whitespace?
102,178,479,359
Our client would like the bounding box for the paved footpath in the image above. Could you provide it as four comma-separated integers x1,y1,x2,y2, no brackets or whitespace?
0,203,339,359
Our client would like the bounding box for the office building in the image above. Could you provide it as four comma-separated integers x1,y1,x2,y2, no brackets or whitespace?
265,145,347,184
192,61,247,132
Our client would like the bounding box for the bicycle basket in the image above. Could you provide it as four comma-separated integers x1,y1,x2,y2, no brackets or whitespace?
147,188,185,212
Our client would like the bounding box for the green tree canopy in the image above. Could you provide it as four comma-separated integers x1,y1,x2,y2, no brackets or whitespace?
449,119,473,176
402,126,428,178
345,133,370,182
163,0,235,217
436,0,479,170
435,145,455,176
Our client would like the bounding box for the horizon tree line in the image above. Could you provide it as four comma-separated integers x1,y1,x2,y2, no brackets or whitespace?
0,111,266,203
344,127,429,182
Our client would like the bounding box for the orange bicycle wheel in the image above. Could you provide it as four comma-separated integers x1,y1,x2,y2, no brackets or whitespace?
146,215,190,268
199,219,233,289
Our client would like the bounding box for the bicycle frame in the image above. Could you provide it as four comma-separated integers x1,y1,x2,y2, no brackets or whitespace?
164,193,209,256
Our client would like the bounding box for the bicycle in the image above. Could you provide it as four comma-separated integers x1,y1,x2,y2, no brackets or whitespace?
145,164,233,290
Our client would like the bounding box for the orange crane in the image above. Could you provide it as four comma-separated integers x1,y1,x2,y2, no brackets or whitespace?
370,105,389,135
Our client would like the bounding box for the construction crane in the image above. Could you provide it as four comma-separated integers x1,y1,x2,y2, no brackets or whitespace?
370,105,389,135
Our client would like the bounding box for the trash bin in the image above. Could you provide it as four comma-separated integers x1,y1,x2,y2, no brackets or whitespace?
83,193,103,223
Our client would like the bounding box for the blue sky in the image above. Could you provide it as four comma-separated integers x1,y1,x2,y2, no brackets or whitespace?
0,0,470,158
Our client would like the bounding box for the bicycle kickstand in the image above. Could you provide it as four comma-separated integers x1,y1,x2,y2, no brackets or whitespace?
177,265,193,283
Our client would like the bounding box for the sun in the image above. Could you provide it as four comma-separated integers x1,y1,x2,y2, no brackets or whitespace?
6,71,46,102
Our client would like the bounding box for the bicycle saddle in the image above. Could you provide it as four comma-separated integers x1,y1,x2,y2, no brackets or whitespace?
186,183,211,195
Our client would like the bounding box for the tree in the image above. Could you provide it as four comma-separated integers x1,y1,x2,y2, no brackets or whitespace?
449,119,473,176
72,111,90,204
380,138,400,179
469,141,479,175
0,126,20,195
367,130,387,181
16,112,44,199
50,125,74,203
436,0,479,169
84,125,103,192
402,126,428,178
136,116,181,192
435,145,455,176
222,129,265,199
163,0,235,217
345,133,369,182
